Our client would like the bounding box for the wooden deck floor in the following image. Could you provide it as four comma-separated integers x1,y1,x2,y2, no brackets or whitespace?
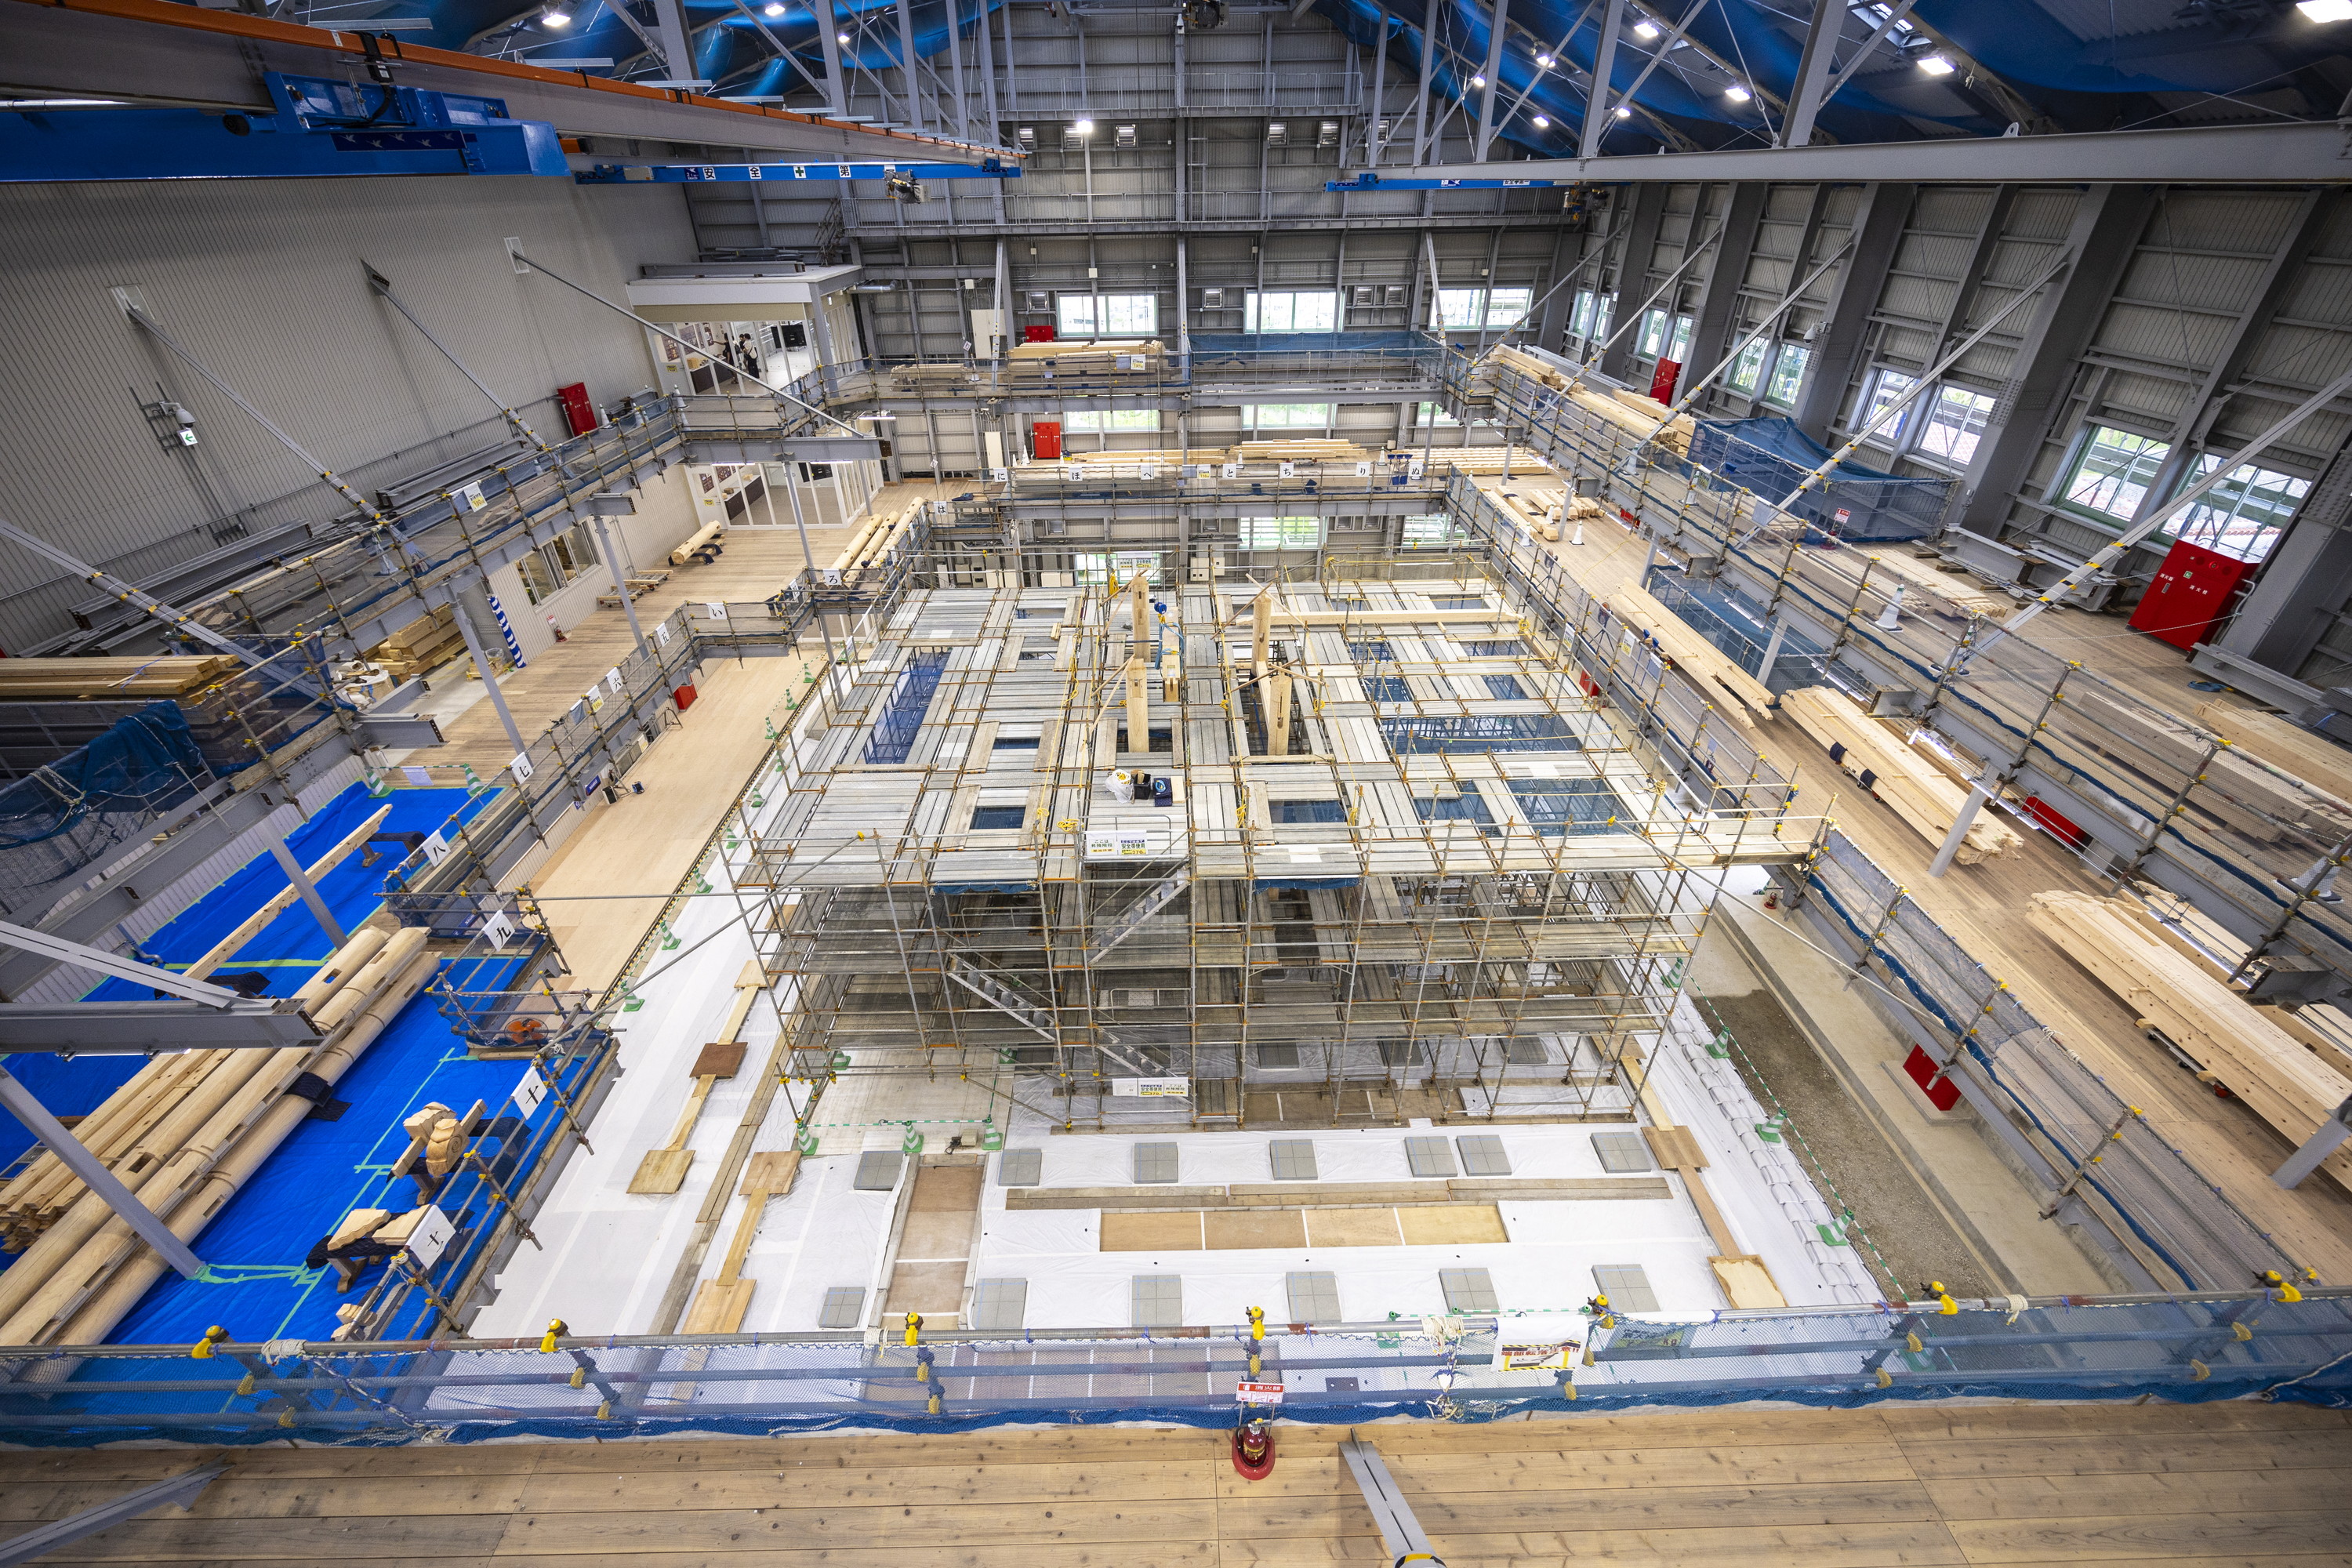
4,1401,2348,1564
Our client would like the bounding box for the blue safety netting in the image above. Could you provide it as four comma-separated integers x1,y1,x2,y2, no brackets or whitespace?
863,648,949,764
0,703,211,916
1689,417,1953,543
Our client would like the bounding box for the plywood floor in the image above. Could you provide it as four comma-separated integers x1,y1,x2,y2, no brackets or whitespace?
5,1400,2348,1564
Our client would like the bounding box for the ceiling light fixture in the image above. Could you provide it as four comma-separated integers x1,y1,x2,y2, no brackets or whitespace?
836,29,851,42
543,7,570,23
1531,114,1550,127
1469,72,1486,86
1916,52,1955,74
2298,0,2352,20
1073,118,1094,133
762,2,783,14
1632,17,1660,38
1613,104,1632,118
1535,52,1553,67
1723,83,1751,101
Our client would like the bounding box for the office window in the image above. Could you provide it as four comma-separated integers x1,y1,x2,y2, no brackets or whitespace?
1439,1267,1500,1312
970,804,1025,830
1916,384,1997,466
853,1150,902,1190
1456,1134,1512,1175
1245,291,1340,332
968,1278,1029,1330
1592,1131,1653,1172
1240,516,1323,550
1483,674,1527,700
1403,514,1465,546
2061,425,2173,521
1057,292,1157,336
2169,456,2307,562
1257,1041,1302,1069
1287,1270,1343,1322
1131,1275,1184,1328
1073,551,1160,586
818,1286,866,1328
1592,1263,1659,1312
1133,1142,1180,1183
1062,407,1162,434
1403,1135,1457,1178
1245,402,1335,430
1726,339,1770,395
1857,368,1918,441
997,1149,1044,1186
515,522,601,605
1763,343,1811,407
1269,1138,1319,1180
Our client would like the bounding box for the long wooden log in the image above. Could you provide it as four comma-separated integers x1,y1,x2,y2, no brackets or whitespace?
186,805,392,981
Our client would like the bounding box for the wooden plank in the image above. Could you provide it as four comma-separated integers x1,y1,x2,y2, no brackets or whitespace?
508,1460,1214,1514
1944,1508,2352,1564
1215,1479,1944,1536
1921,1465,2352,1521
1225,1520,1965,1567
1780,685,2020,862
1395,1203,1508,1244
1099,1210,1204,1250
1708,1253,1788,1308
1300,1206,1404,1247
1902,1434,2352,1480
495,1498,1218,1552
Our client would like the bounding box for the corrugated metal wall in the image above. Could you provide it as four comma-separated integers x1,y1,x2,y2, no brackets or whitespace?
0,176,694,653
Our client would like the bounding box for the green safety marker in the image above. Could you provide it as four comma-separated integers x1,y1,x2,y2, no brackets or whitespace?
1754,1121,1783,1143
748,791,765,809
830,1051,852,1070
365,769,392,798
1705,1033,1733,1059
621,989,645,1013
764,718,780,741
979,1124,1005,1152
1817,1220,1851,1247
462,762,486,797
797,1130,820,1156
900,1125,925,1156
659,922,681,951
695,875,713,894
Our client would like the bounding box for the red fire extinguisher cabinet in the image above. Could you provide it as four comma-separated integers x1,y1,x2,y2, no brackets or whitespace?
2128,537,2260,652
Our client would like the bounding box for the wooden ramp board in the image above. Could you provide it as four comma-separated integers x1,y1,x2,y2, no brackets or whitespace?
1709,1253,1788,1308
624,965,765,1196
678,1149,802,1334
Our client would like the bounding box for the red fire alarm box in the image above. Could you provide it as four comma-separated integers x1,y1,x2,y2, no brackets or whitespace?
1022,325,1056,343
1649,358,1682,404
672,683,697,711
1032,420,1063,461
2128,537,2260,652
556,382,597,437
1901,1044,1963,1112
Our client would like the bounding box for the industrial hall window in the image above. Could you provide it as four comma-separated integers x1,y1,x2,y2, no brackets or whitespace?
1915,383,1997,467
1855,368,1918,441
1568,289,1614,345
2060,425,2172,522
1762,343,1812,408
1057,292,1157,337
516,522,599,604
1726,339,1771,396
1244,291,1339,332
1635,310,1692,363
1239,516,1323,550
1245,402,1336,430
1435,288,1534,330
1062,408,1161,434
2168,456,2308,562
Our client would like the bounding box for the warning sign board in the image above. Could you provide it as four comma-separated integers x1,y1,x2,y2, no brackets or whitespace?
1234,1381,1286,1403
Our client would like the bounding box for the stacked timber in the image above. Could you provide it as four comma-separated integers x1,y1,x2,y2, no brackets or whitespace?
0,924,438,1348
1494,490,1563,543
2196,699,2352,809
1004,339,1166,382
1230,438,1373,464
0,656,240,700
1606,585,1777,728
1780,686,2021,864
1428,446,1548,475
365,607,464,681
1029,448,1229,470
2063,690,2352,846
669,520,727,568
1857,551,2012,619
891,361,980,390
0,806,390,1250
822,500,926,577
2028,890,2352,1193
1564,381,1693,456
1484,345,1570,390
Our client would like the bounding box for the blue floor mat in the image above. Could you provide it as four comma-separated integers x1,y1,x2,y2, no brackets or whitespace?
0,784,493,1191
84,956,563,1350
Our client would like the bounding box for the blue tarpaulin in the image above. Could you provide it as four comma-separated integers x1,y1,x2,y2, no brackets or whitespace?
1690,418,1953,543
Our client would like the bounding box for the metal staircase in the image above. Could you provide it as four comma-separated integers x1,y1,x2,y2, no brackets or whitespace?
941,949,1152,1075
1086,869,1192,966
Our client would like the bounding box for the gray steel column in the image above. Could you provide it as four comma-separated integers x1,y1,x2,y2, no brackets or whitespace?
1792,181,1915,441
0,1065,204,1279
450,592,530,757
647,0,700,85
2274,1097,2352,1189
1955,183,2157,538
1413,2,1436,165
1599,182,1668,383
1176,236,1192,377
1577,0,1626,160
893,0,924,132
1778,0,1842,148
993,238,1011,364
587,512,652,659
1683,182,1768,386
813,0,849,117
2204,437,2352,697
1472,0,1508,161
264,831,347,947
